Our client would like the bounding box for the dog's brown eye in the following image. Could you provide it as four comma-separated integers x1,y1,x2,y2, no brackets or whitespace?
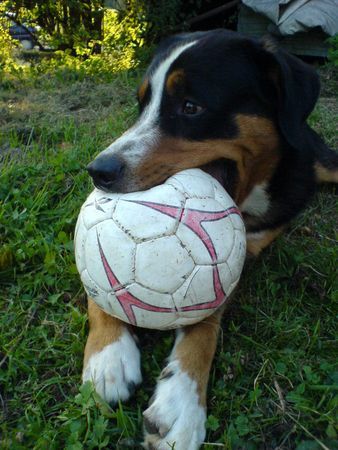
182,100,203,115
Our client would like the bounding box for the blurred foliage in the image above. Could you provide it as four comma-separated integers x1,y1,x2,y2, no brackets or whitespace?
0,1,151,80
328,34,338,66
130,0,183,42
0,3,21,76
0,0,194,80
1,0,105,53
1,0,337,82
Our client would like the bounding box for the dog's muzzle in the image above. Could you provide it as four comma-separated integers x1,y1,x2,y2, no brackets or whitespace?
87,154,125,192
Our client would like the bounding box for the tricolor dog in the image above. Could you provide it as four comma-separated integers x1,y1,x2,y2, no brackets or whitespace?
83,30,338,449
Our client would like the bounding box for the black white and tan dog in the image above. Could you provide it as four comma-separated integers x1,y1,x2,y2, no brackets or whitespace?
83,30,338,450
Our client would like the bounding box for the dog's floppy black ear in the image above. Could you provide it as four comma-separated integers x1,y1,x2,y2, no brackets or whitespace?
258,39,320,150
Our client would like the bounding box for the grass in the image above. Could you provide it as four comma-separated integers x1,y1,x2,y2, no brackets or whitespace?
0,65,337,450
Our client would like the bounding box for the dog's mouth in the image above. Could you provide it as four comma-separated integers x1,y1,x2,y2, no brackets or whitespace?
88,156,237,199
200,158,237,199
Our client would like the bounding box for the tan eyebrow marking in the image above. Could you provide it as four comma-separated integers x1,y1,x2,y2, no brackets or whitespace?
138,78,149,102
166,69,185,95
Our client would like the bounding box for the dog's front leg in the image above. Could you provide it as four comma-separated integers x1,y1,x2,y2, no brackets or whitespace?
82,298,142,404
143,309,223,450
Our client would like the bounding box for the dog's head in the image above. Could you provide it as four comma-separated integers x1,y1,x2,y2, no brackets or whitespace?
88,30,319,204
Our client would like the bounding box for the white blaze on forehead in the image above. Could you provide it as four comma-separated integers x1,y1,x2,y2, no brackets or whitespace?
98,40,197,168
141,40,197,128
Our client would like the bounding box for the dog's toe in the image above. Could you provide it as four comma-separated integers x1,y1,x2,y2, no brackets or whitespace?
142,360,206,450
82,330,142,404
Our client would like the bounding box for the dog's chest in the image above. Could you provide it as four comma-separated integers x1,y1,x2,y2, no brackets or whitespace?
240,183,270,218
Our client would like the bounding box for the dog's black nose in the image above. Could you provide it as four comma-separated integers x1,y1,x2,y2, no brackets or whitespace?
87,155,125,191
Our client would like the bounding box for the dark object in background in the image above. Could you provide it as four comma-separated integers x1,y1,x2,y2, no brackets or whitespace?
9,23,36,50
238,1,338,57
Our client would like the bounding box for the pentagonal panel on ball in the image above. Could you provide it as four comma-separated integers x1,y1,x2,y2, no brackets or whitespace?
81,189,119,230
135,235,194,294
126,283,176,329
171,267,219,326
173,265,216,309
166,168,215,198
113,185,185,241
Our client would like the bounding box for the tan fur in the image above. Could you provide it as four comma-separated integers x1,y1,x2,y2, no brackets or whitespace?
83,298,127,368
138,78,149,103
136,114,280,204
175,308,224,406
315,162,338,183
166,69,185,95
246,227,284,256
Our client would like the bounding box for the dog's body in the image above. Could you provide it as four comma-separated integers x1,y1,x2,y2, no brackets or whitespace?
83,30,338,449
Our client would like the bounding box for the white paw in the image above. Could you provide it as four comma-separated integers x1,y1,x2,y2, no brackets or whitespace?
143,360,206,450
82,330,142,404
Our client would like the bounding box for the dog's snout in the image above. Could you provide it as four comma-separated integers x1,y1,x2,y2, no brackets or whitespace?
87,155,125,191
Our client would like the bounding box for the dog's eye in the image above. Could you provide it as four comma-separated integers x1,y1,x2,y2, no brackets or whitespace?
182,100,203,115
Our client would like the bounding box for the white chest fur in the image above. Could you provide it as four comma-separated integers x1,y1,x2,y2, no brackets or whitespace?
240,182,270,217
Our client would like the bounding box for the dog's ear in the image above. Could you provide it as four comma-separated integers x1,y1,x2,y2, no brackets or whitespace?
256,38,320,150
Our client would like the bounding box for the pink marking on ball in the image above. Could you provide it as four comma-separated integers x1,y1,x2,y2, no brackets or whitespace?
179,266,226,312
97,199,241,326
98,235,175,325
127,200,240,262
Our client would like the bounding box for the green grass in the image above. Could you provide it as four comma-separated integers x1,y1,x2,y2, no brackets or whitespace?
0,66,337,450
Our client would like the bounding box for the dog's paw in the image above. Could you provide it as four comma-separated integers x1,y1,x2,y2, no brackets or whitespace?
82,330,142,404
142,360,206,450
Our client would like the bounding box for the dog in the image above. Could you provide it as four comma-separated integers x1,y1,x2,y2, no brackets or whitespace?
82,30,338,449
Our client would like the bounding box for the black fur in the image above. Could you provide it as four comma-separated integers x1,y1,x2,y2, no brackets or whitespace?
140,30,337,232
89,30,337,236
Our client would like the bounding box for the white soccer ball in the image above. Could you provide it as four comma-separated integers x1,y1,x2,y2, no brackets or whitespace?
75,168,246,329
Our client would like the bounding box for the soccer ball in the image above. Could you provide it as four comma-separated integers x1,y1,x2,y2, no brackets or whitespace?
74,168,246,329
